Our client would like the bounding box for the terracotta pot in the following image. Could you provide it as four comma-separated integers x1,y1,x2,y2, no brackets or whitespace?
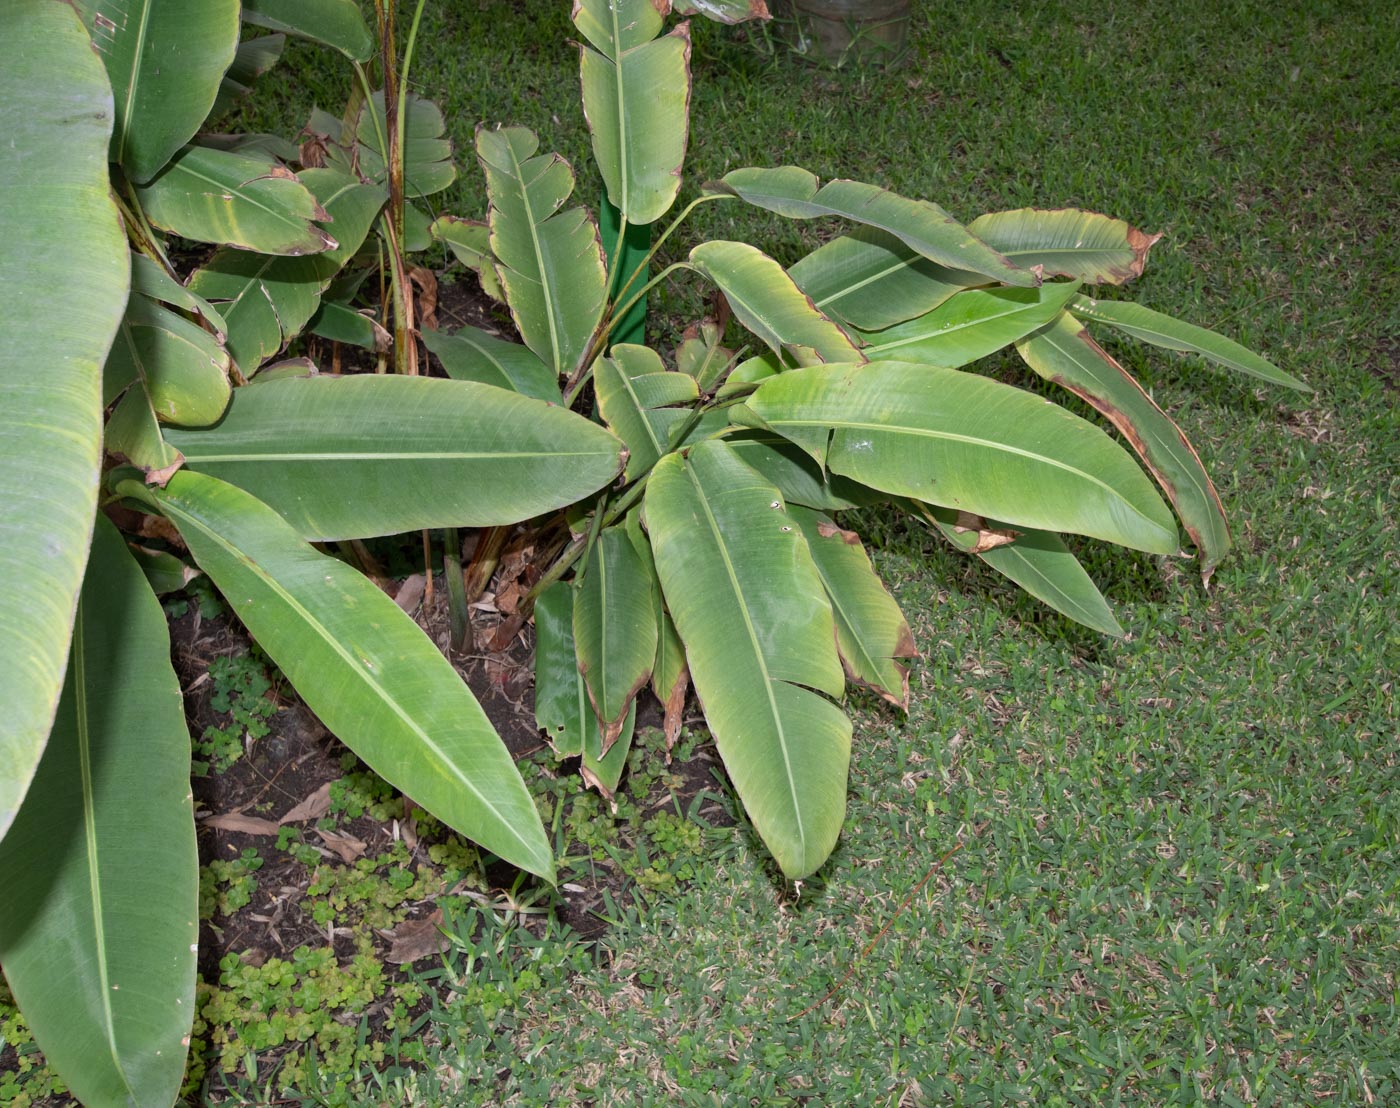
772,0,913,68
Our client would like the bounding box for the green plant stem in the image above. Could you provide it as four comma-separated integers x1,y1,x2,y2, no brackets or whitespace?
115,178,171,271
571,486,610,591
397,0,430,169
613,193,727,307
564,261,693,407
527,479,648,604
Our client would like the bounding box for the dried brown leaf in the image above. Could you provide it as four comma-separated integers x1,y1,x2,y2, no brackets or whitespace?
382,908,450,965
280,781,332,824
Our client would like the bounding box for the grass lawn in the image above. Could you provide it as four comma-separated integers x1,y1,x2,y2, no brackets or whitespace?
6,1,1394,1105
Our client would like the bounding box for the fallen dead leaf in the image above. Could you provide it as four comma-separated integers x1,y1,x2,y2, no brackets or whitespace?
381,908,450,965
201,813,282,836
280,781,332,824
316,828,367,863
395,573,427,613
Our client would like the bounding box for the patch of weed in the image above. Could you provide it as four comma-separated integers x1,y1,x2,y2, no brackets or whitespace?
199,848,265,921
193,651,278,777
0,982,66,1107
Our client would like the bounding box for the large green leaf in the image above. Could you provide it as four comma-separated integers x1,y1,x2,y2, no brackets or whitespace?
624,512,690,748
0,516,197,1108
534,581,590,759
430,216,504,301
788,506,915,707
673,0,771,21
211,33,286,120
920,504,1124,637
422,325,562,404
533,583,637,797
595,344,700,480
165,375,624,540
123,472,556,881
241,0,374,61
689,241,863,364
711,167,1035,287
857,280,1081,367
0,0,128,842
129,252,228,338
135,144,336,255
968,208,1161,285
76,0,239,183
744,361,1180,554
645,439,850,878
573,528,658,744
187,171,383,372
789,226,985,332
1071,295,1310,391
477,126,608,377
724,430,882,511
1018,314,1231,578
350,91,456,199
576,0,691,226
104,294,233,425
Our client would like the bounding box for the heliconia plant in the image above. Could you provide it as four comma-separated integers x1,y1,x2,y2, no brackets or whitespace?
0,0,1307,1103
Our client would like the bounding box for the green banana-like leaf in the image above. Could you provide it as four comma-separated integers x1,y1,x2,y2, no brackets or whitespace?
920,504,1124,637
211,33,286,119
624,512,690,748
968,208,1161,285
675,320,734,390
711,167,1035,287
532,581,639,796
477,126,608,377
136,144,336,255
351,91,456,198
744,361,1181,554
187,170,383,372
0,516,197,1108
574,528,658,744
105,386,184,478
857,280,1081,366
422,325,562,403
241,0,374,61
576,0,691,226
165,375,624,540
788,506,915,707
130,252,229,337
104,294,233,426
1017,314,1231,578
430,216,505,301
76,0,239,183
673,0,771,22
308,300,390,352
789,226,985,332
1071,295,1310,391
123,472,556,881
595,344,700,479
0,0,128,841
725,430,882,511
189,249,319,372
645,439,850,879
534,581,589,759
689,241,864,364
